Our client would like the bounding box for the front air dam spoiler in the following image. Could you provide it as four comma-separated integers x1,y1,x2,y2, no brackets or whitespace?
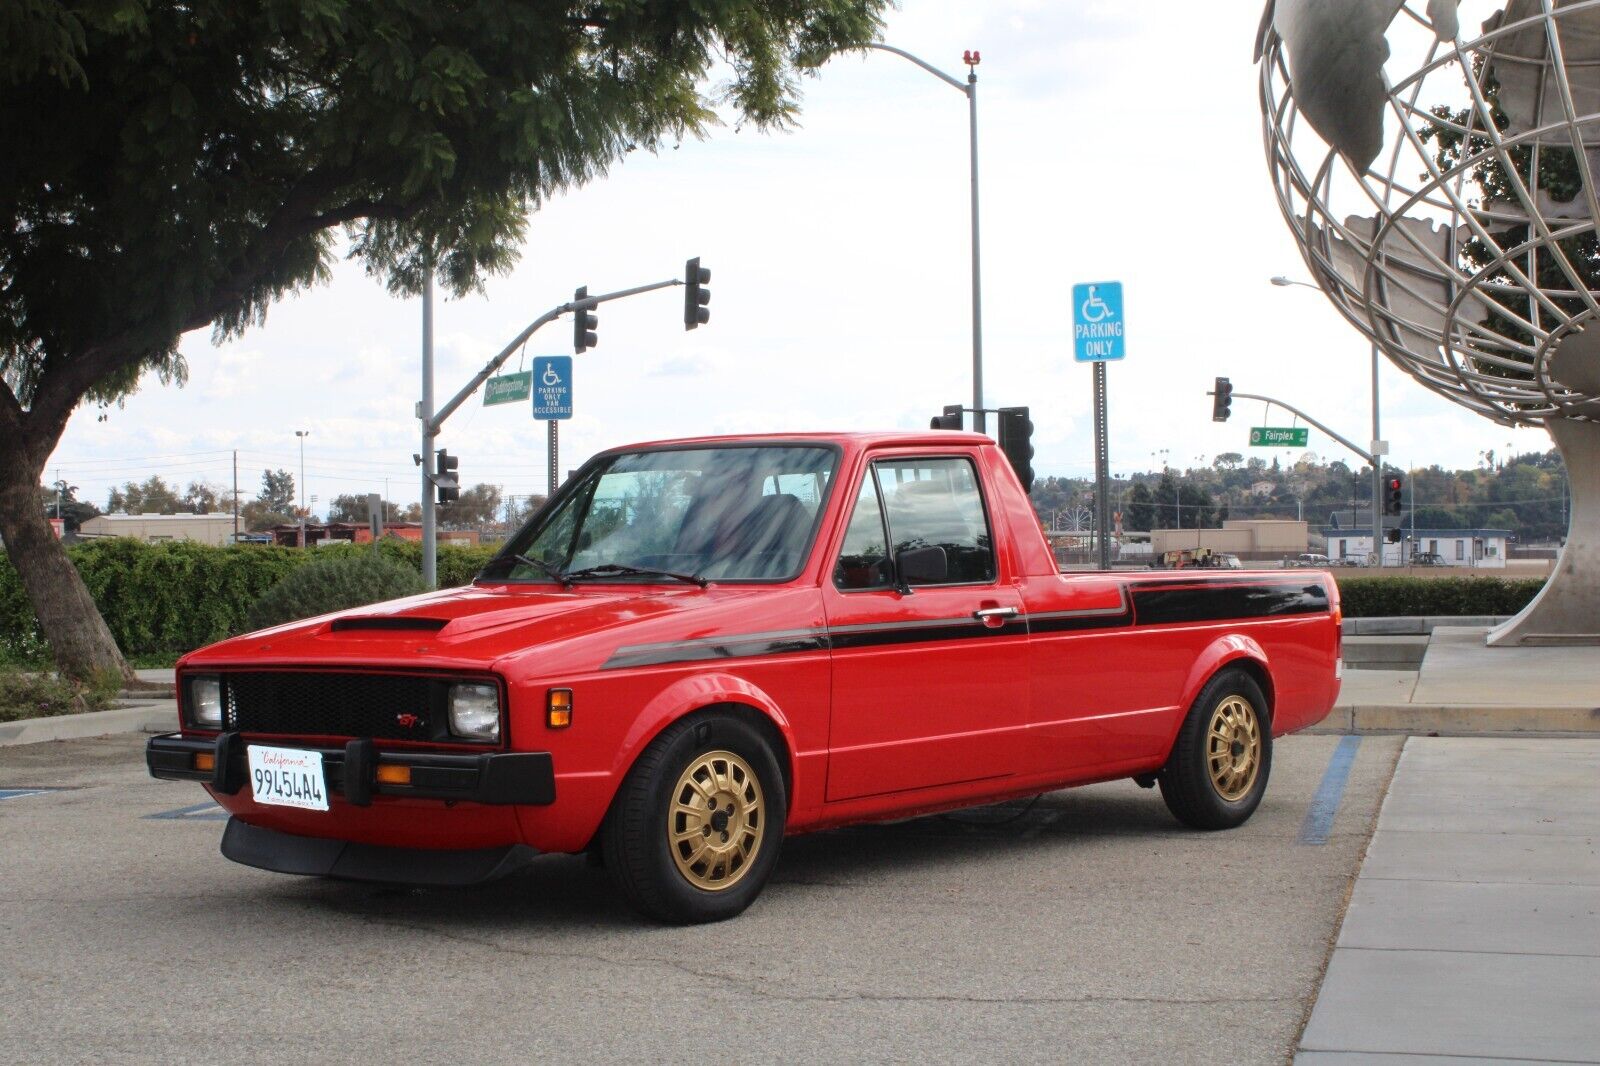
221,818,541,886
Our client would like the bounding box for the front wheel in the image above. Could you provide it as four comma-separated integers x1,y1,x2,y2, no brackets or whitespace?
602,714,786,923
1159,668,1272,830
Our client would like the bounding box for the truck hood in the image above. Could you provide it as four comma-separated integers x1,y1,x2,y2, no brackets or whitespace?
181,581,817,675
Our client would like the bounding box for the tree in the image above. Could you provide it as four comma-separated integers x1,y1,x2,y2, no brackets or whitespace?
106,475,183,514
38,480,99,532
257,470,296,515
1213,452,1243,471
241,499,296,533
326,494,401,524
1,1,887,682
1125,482,1155,532
182,480,225,513
441,483,502,528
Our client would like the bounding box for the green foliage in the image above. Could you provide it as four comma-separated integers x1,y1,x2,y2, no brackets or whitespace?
0,667,118,723
243,552,427,631
0,537,497,661
1333,576,1544,618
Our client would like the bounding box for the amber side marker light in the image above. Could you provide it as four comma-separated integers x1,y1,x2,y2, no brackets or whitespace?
547,688,573,729
193,753,215,772
376,764,412,786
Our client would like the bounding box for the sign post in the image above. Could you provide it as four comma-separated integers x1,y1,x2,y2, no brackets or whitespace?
533,356,573,496
1073,282,1125,570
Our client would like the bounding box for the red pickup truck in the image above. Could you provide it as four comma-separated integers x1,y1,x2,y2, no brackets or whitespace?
148,432,1341,922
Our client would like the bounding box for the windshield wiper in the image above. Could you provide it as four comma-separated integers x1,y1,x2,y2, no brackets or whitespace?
496,552,572,588
563,563,708,588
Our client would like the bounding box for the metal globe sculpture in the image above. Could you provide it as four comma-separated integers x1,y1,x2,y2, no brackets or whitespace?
1258,0,1600,645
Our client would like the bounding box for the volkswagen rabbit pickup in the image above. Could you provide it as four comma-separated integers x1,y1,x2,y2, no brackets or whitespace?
148,431,1342,923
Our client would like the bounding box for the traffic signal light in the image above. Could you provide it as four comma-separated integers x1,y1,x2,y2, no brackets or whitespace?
573,286,598,353
435,449,460,505
1386,527,1402,543
997,406,1035,494
929,405,963,430
684,257,710,330
1384,474,1404,515
1212,377,1233,422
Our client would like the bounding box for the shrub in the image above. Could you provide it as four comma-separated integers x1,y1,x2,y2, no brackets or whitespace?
0,668,119,722
244,552,429,632
1332,575,1544,617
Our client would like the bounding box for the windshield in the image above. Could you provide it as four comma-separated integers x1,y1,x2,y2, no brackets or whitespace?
481,445,838,584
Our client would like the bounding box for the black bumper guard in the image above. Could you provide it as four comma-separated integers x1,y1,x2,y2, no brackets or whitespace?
146,732,555,806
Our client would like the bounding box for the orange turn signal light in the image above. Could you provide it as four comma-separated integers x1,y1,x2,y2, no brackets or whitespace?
193,752,215,772
375,764,411,786
547,688,573,729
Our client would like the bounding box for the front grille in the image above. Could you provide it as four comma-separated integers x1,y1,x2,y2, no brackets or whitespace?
221,671,467,743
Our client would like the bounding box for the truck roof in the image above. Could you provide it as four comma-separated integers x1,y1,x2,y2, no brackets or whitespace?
605,430,994,452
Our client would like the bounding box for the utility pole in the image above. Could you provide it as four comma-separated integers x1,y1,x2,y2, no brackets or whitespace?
420,268,438,588
232,450,239,543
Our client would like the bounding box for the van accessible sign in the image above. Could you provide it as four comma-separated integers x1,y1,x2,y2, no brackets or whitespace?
1072,281,1125,362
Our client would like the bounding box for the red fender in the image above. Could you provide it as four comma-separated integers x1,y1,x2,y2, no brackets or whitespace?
1175,633,1272,728
611,671,799,803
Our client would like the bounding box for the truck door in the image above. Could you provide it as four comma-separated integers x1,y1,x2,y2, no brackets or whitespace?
822,452,1029,802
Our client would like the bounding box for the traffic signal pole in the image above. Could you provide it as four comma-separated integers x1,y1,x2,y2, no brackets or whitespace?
415,268,699,589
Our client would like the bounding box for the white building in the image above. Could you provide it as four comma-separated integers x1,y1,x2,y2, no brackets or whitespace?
78,512,239,547
1321,525,1512,568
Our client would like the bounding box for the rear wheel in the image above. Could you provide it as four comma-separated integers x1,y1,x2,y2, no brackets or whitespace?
1159,668,1272,830
602,713,786,923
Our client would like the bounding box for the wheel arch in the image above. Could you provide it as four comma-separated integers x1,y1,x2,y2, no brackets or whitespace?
1175,635,1275,733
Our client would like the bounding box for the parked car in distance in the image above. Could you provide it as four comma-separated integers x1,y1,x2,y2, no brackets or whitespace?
1410,552,1445,566
1286,553,1332,568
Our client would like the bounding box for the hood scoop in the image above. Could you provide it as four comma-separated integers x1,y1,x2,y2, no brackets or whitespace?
329,616,449,633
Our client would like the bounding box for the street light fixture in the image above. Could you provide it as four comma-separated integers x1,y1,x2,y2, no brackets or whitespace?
1270,276,1385,568
858,43,986,432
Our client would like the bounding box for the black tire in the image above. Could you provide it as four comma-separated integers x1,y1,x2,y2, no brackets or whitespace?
1158,668,1272,830
602,713,786,923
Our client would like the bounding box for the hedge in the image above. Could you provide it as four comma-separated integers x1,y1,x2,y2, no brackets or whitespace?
0,542,1549,663
0,538,497,663
1331,575,1543,617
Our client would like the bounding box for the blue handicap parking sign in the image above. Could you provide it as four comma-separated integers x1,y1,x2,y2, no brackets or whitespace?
1072,281,1125,362
533,356,573,420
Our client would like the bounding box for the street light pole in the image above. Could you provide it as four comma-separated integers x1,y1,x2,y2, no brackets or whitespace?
294,429,310,548
1271,276,1385,567
862,44,986,432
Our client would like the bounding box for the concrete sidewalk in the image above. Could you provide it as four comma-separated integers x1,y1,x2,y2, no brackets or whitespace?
1297,736,1600,1063
1325,626,1600,735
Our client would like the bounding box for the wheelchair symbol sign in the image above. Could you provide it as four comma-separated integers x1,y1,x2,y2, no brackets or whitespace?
532,356,572,420
1072,281,1125,362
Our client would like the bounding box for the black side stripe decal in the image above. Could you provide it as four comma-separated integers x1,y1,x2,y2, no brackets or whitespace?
600,581,1329,669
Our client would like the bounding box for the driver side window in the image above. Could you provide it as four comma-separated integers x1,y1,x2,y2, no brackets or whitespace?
833,472,893,591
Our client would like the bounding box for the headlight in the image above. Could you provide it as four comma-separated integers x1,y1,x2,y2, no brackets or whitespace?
188,675,223,729
448,682,501,741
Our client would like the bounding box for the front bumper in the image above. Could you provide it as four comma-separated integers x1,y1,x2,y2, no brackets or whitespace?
146,732,556,806
219,818,540,885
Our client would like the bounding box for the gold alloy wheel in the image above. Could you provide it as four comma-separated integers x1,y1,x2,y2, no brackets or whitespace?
1206,695,1262,802
668,749,765,891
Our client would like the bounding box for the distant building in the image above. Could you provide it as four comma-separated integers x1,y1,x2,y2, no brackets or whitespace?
263,522,479,548
1150,519,1308,561
78,512,238,546
1322,525,1511,568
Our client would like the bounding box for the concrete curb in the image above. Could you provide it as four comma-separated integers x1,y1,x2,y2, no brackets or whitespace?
1311,703,1600,736
0,703,177,747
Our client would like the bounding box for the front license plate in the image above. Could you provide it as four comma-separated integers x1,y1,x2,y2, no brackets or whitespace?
247,746,329,812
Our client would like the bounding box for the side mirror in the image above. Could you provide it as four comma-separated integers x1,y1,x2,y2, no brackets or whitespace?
895,545,948,587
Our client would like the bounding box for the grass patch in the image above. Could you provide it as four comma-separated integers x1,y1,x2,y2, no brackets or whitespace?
0,668,120,723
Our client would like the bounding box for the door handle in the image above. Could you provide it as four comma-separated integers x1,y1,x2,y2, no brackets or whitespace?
973,606,1020,621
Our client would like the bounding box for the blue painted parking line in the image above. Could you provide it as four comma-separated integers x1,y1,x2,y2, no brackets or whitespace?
1298,735,1362,845
0,788,59,802
145,802,229,821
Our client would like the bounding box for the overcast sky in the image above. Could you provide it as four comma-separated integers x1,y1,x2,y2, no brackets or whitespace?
46,1,1538,516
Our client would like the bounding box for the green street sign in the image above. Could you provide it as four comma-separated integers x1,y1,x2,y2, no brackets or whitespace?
1249,426,1309,448
483,371,533,406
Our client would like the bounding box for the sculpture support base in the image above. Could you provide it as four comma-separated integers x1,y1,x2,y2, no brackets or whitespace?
1487,418,1600,646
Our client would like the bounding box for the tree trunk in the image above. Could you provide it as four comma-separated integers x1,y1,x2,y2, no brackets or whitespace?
0,435,135,686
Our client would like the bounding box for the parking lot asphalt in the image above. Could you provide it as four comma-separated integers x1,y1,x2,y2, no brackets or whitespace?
0,733,1402,1064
